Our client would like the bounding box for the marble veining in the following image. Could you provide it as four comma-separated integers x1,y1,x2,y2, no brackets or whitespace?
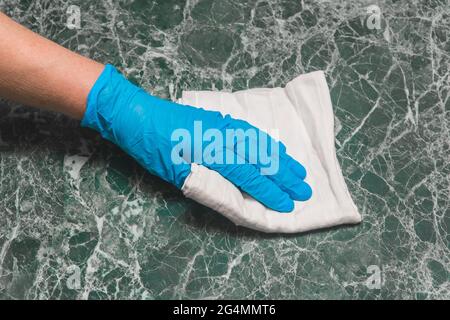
0,0,448,299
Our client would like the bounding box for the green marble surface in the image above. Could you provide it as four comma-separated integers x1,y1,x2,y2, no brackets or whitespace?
0,0,449,299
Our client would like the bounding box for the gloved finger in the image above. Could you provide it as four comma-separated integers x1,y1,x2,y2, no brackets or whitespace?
274,175,312,201
205,157,295,213
283,153,307,180
263,152,312,201
226,117,310,200
227,118,306,176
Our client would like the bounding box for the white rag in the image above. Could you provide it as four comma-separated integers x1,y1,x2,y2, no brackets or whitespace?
179,71,361,233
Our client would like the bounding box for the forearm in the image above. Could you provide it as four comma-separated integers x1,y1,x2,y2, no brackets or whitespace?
0,12,312,212
0,12,104,119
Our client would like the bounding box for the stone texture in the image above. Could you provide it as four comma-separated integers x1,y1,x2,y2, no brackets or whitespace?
0,0,448,299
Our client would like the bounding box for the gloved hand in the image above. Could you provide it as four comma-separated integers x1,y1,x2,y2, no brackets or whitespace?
81,65,312,212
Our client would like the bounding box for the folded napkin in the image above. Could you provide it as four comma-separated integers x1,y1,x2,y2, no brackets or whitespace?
179,71,361,233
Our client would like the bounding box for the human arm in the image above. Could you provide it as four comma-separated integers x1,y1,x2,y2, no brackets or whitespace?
0,12,312,212
0,11,103,119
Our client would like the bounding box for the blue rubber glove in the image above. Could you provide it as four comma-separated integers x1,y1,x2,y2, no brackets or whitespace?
81,65,312,212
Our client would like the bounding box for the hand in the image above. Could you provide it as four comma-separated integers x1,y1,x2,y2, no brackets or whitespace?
82,65,312,212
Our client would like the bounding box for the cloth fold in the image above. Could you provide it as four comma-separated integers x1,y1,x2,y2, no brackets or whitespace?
179,71,361,233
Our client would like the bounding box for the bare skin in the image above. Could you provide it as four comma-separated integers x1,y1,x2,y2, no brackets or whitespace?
0,12,104,119
0,11,314,213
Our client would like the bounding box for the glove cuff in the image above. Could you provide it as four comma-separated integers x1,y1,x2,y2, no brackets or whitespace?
81,64,140,143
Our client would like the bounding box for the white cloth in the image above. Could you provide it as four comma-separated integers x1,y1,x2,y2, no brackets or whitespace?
179,71,361,233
